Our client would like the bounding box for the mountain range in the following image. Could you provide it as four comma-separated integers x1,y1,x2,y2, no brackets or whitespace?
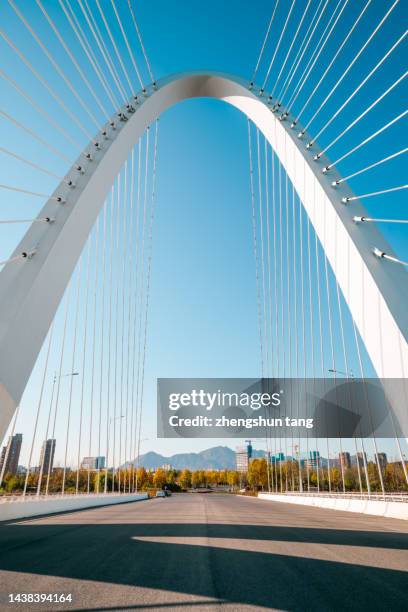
131,445,266,470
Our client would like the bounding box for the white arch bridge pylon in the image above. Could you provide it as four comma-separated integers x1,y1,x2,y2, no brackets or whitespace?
0,72,407,441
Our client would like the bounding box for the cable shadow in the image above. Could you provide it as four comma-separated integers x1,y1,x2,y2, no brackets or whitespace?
0,522,407,610
1,522,407,550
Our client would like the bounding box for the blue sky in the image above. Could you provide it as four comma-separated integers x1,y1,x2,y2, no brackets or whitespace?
0,0,407,465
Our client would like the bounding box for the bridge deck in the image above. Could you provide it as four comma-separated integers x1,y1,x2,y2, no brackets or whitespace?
0,493,407,611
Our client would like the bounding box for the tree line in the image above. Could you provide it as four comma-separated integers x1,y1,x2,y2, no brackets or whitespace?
1,458,407,495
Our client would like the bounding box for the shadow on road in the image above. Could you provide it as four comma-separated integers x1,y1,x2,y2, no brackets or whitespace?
0,521,407,610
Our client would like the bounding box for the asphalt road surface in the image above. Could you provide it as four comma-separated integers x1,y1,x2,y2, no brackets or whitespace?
0,493,407,611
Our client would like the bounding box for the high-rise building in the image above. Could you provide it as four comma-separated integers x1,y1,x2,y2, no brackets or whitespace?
81,456,105,470
39,439,56,475
339,452,351,470
270,452,285,464
0,434,23,476
305,450,320,469
375,452,388,469
356,452,368,468
235,441,252,473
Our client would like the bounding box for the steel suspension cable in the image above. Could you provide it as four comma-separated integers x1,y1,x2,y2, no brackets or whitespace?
22,321,55,497
87,216,100,494
0,183,63,201
373,250,408,267
127,0,155,85
333,149,408,184
0,217,53,225
0,67,82,155
77,0,127,104
251,0,280,85
264,137,274,485
285,0,349,115
131,139,143,492
96,201,108,494
134,126,151,484
256,130,269,374
0,147,63,182
255,134,271,490
62,257,82,494
35,0,111,122
46,279,73,495
59,0,120,111
0,107,74,165
119,161,129,492
332,231,365,495
313,71,407,156
111,0,144,90
278,161,288,492
324,110,408,171
261,0,296,93
302,0,401,135
136,121,159,490
270,0,312,99
82,0,129,102
312,191,331,491
292,0,371,128
285,167,294,490
0,30,96,142
290,153,303,491
112,175,122,491
95,0,134,96
124,148,136,491
75,237,92,494
275,0,328,106
342,185,407,203
322,225,346,493
271,144,281,491
104,189,115,493
134,129,150,486
247,121,265,377
299,175,309,491
305,31,406,143
7,0,103,132
354,216,408,224
306,212,320,492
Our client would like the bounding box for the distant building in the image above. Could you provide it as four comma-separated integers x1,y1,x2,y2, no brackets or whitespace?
356,452,368,468
162,464,173,471
39,439,56,475
305,451,320,469
339,452,351,470
81,456,105,470
375,453,388,469
0,433,23,476
270,452,285,464
235,441,252,473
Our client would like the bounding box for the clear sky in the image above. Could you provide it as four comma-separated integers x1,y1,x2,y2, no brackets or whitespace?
0,1,406,466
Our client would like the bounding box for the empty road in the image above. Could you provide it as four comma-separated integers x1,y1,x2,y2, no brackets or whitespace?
0,493,407,611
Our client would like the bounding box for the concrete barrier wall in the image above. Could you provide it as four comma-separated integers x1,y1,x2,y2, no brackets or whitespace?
258,493,408,520
0,493,149,522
